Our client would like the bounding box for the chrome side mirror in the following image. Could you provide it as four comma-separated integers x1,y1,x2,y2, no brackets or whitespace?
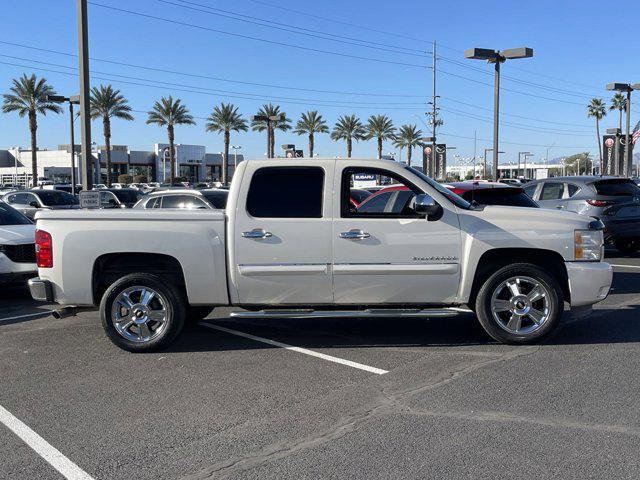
414,194,442,219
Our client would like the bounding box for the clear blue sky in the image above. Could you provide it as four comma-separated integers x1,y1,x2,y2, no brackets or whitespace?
0,0,637,165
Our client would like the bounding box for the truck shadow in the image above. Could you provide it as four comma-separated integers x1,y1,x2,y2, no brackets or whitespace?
167,303,640,353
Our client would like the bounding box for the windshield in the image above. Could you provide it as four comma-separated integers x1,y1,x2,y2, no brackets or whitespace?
112,190,142,204
0,202,32,225
404,166,472,209
37,190,79,206
462,188,539,207
593,179,640,196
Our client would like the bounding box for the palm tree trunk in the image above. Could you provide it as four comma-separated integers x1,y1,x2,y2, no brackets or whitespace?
596,119,603,174
407,145,412,164
347,138,352,158
103,117,112,187
308,133,314,158
270,125,275,158
619,109,623,133
377,137,382,160
222,130,230,185
168,124,175,183
29,111,38,187
266,126,271,158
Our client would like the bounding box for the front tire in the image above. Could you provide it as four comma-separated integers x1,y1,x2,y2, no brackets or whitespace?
475,263,563,344
100,273,186,352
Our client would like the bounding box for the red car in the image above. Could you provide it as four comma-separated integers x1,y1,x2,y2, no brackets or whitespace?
356,182,537,213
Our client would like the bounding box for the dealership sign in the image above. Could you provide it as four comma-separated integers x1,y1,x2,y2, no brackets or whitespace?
603,135,616,175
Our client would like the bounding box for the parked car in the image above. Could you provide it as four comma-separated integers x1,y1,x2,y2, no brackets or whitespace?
29,158,612,352
350,188,373,207
2,189,79,219
524,176,640,253
445,182,539,207
0,202,36,285
96,188,143,209
498,178,523,186
93,184,107,190
0,184,24,193
133,189,228,209
34,183,77,194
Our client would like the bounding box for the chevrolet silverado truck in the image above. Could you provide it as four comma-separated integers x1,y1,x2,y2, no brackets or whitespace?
28,159,613,352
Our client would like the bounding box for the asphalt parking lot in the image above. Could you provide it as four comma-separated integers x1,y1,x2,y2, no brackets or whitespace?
2,251,640,480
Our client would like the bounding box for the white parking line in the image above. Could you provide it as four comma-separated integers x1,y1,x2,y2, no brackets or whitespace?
199,322,389,375
611,264,640,270
0,404,94,480
0,311,51,323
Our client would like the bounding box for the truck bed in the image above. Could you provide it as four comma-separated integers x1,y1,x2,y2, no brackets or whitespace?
34,209,228,306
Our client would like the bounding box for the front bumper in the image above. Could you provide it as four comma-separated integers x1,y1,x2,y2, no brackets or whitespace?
28,277,54,302
565,261,612,307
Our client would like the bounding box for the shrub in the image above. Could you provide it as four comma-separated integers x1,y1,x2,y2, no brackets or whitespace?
117,174,132,185
133,174,148,183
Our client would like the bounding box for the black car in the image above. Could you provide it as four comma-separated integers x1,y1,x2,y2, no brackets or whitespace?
2,189,79,219
98,188,143,209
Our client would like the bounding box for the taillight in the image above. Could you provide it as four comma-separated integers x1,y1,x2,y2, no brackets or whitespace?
586,199,611,207
35,229,52,268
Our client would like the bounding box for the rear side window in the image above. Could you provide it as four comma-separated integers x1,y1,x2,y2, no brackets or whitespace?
246,167,324,218
523,183,537,197
567,183,580,197
161,195,208,209
593,179,640,196
539,182,564,200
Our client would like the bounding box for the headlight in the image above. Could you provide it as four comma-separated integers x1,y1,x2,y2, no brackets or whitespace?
574,229,603,261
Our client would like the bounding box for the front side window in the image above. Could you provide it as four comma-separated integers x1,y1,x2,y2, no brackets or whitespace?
246,167,324,218
343,168,425,217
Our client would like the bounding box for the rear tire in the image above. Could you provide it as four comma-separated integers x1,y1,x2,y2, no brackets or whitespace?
475,263,563,344
614,238,640,255
100,273,186,352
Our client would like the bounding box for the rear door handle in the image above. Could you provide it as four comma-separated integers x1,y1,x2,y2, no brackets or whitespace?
242,228,272,239
339,229,371,240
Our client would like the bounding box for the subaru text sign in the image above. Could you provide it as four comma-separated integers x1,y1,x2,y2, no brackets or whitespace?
353,173,377,188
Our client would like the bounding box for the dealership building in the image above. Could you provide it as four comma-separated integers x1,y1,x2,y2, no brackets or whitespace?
0,144,243,186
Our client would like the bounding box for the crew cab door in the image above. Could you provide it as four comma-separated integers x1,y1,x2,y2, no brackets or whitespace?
332,166,462,304
229,162,334,305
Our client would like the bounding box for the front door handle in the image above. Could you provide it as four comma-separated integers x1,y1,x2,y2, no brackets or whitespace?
339,229,371,240
242,228,272,239
556,205,565,210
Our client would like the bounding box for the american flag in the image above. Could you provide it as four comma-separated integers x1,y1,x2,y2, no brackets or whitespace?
633,120,640,145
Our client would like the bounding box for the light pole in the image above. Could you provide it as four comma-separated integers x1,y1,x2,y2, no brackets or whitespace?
76,0,92,190
465,47,534,181
607,83,639,177
231,145,241,179
252,114,284,158
483,148,505,179
47,94,81,194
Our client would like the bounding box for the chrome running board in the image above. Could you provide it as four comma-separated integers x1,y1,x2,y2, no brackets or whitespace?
230,308,459,319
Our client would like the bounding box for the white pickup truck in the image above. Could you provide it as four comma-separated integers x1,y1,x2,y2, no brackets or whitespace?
28,158,612,351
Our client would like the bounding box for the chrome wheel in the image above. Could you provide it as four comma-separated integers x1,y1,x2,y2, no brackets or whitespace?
490,276,552,335
111,286,168,343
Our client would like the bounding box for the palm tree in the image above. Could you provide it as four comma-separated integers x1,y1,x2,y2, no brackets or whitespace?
587,98,607,173
610,92,627,133
90,85,133,186
365,115,395,159
146,96,195,183
251,103,291,158
293,111,328,158
2,74,61,186
393,124,424,164
205,102,248,184
331,115,366,158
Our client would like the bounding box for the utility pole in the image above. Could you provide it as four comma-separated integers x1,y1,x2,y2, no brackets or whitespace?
77,0,92,190
492,58,501,181
431,41,437,178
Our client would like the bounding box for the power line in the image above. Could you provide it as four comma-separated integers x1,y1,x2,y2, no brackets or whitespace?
0,40,427,98
88,2,429,68
164,0,428,55
438,131,595,150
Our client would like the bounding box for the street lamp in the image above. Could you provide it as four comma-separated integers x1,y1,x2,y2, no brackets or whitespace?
231,145,242,179
47,94,81,194
465,47,534,180
517,151,532,178
606,83,639,177
483,148,505,179
252,114,284,158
